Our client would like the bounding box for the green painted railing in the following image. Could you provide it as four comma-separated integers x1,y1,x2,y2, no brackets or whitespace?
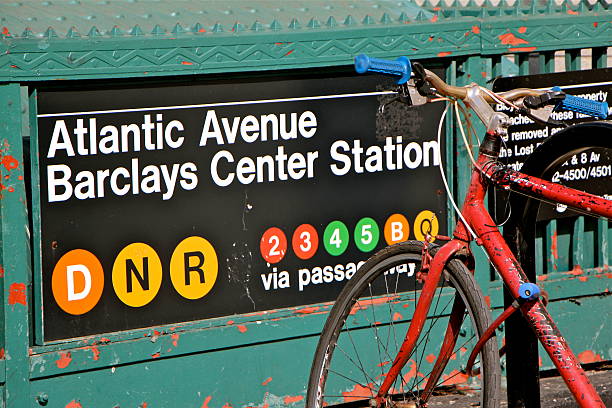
0,0,610,406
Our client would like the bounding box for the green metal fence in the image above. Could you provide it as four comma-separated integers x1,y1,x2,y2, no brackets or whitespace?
0,1,610,406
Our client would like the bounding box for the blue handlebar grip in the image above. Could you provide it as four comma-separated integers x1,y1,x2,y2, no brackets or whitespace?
552,86,609,119
354,54,412,84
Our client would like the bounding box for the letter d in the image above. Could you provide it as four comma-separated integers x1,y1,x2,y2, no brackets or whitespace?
67,264,92,301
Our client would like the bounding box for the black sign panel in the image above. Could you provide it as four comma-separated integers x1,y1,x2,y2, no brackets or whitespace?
493,68,612,220
37,71,447,341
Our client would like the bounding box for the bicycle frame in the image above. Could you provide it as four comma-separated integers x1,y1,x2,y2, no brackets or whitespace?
376,132,609,407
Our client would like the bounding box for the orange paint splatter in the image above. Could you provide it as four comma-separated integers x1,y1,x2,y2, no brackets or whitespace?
8,282,26,305
481,71,487,78
498,33,529,46
578,276,588,282
425,353,436,363
0,265,4,277
568,266,584,276
472,25,480,34
539,356,542,367
262,377,272,386
2,27,9,36
484,295,491,308
578,350,602,364
0,348,4,359
65,401,83,408
90,346,100,360
350,295,398,314
441,369,469,385
237,325,247,333
284,49,294,57
509,47,537,52
201,396,212,408
437,51,452,57
537,275,548,281
283,395,304,404
7,187,14,193
551,230,558,261
392,312,402,321
171,333,179,347
296,306,319,314
430,15,438,23
226,320,234,325
402,360,418,382
181,61,193,65
567,9,579,15
593,22,599,28
222,403,233,408
151,352,161,358
428,36,434,42
377,360,390,367
56,352,72,368
198,28,207,33
518,26,527,34
342,384,374,402
1,155,19,171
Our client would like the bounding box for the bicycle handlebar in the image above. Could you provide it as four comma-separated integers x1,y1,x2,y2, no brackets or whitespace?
552,87,609,119
354,54,412,85
354,54,609,120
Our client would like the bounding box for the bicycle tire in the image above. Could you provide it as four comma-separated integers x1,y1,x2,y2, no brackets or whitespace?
306,240,501,408
503,122,612,406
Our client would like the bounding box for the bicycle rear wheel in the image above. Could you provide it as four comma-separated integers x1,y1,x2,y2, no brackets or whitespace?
307,241,501,408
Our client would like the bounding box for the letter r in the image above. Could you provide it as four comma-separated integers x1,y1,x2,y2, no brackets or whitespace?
184,251,205,285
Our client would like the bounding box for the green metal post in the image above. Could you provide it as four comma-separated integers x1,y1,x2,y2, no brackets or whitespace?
0,84,31,408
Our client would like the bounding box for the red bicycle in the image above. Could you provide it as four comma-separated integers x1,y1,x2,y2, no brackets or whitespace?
306,55,611,407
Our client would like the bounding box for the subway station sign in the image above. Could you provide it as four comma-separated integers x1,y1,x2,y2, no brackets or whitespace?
494,68,612,220
37,72,447,341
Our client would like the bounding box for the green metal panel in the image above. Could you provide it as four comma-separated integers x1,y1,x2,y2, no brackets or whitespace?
0,0,610,406
0,83,31,407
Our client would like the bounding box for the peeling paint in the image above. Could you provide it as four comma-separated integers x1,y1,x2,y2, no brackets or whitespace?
498,32,529,46
283,395,303,404
578,350,602,364
441,369,469,385
342,384,373,402
509,46,537,52
56,351,72,368
295,306,319,314
89,346,100,361
201,396,212,408
8,282,26,305
1,154,18,170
